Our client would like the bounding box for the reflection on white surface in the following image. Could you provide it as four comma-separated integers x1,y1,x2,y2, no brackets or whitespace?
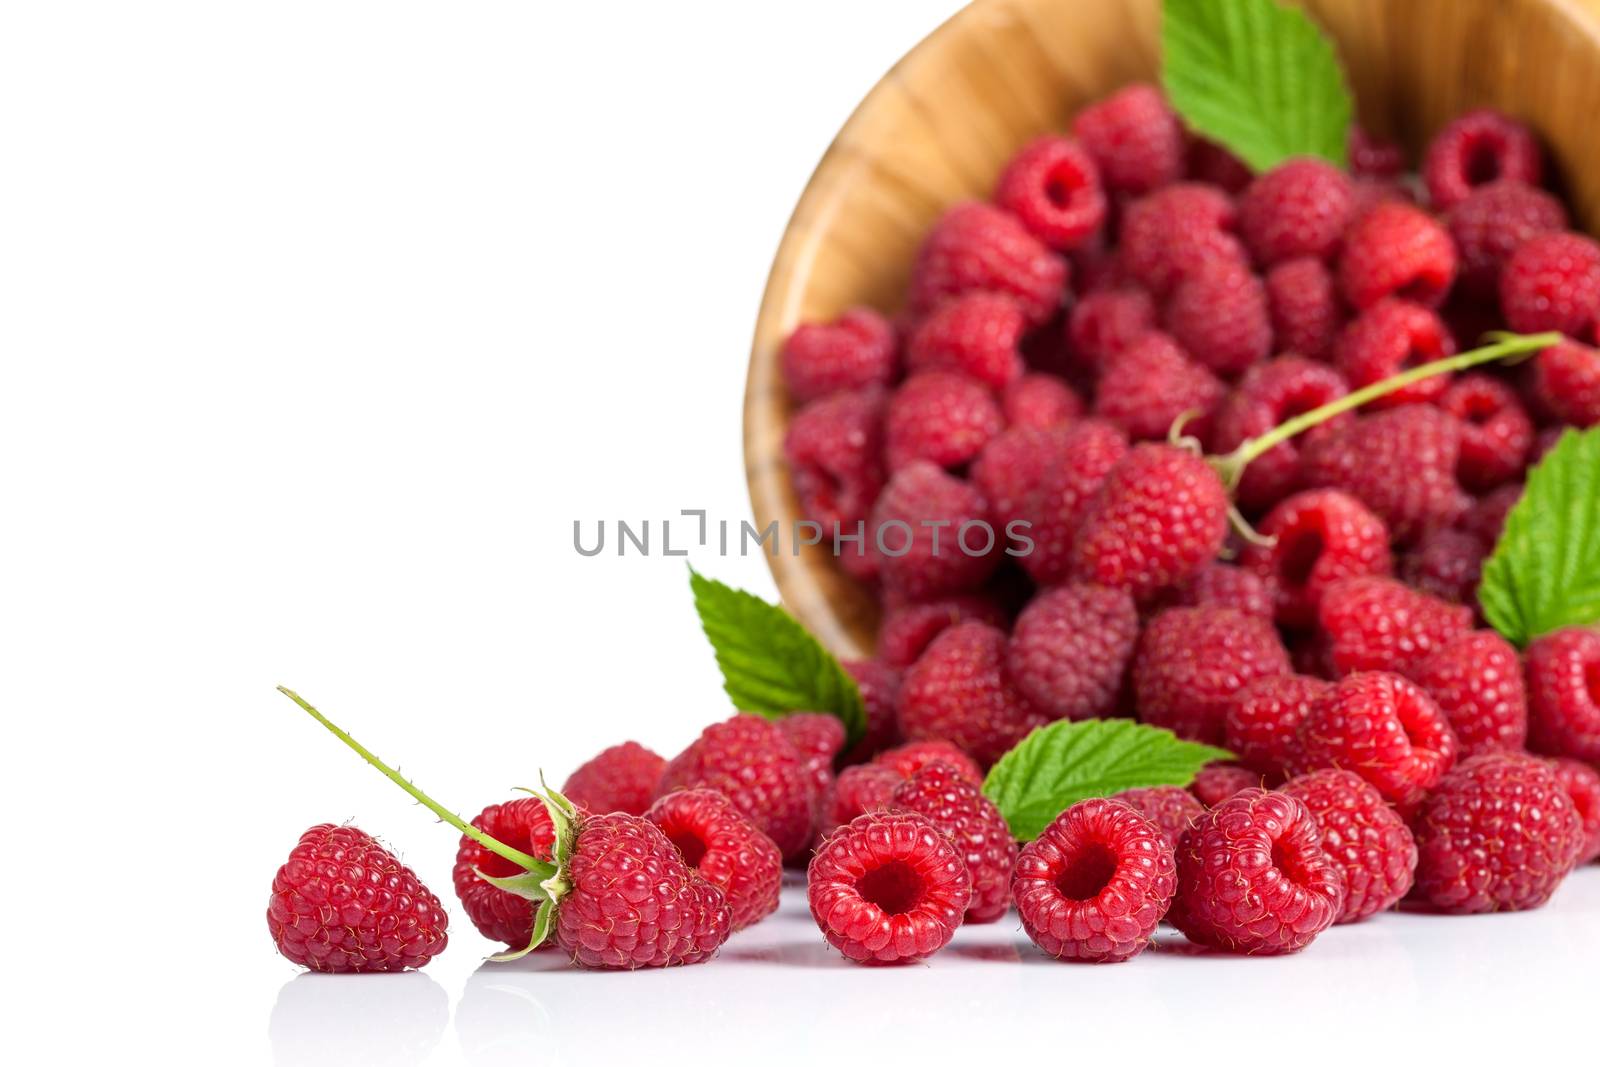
269,971,448,1066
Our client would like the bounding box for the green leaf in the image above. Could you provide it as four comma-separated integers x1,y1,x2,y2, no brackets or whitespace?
1161,0,1352,172
1480,426,1600,646
981,719,1232,841
688,566,866,743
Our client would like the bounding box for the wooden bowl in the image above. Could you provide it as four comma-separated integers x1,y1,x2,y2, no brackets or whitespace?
744,0,1600,659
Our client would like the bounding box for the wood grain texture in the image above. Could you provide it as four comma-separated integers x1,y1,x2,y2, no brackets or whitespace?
746,0,1600,659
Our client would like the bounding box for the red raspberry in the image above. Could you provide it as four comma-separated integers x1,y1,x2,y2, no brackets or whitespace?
1301,405,1470,545
270,824,449,972
1459,482,1522,547
1398,528,1486,606
1338,202,1458,310
885,370,1004,472
561,741,665,817
1225,674,1333,777
1093,332,1226,443
1002,372,1083,428
1170,561,1273,619
842,658,902,763
1527,627,1600,762
1350,176,1416,219
1071,444,1230,602
1169,789,1345,954
1006,582,1140,720
453,798,556,948
1119,183,1248,296
971,424,1075,528
1241,489,1393,628
1189,763,1263,807
1439,374,1534,489
1446,180,1567,297
1188,138,1253,193
896,621,1049,766
780,306,897,404
646,788,783,931
822,764,901,836
1265,256,1342,361
994,135,1107,251
1408,630,1528,757
807,810,971,964
1071,83,1183,196
1014,418,1129,585
1349,126,1406,178
1012,798,1176,962
1238,157,1354,265
1500,231,1600,340
1411,752,1584,913
656,713,815,859
1112,785,1205,850
1293,670,1458,808
1133,606,1291,745
1068,287,1155,371
1422,108,1543,211
1280,769,1418,923
1548,757,1600,865
874,739,984,785
869,461,999,602
778,712,846,801
1213,357,1352,512
1317,576,1474,677
1164,258,1272,376
905,292,1026,389
909,201,1067,325
784,387,886,532
1333,299,1457,408
1530,340,1600,427
875,596,1005,671
890,761,1017,923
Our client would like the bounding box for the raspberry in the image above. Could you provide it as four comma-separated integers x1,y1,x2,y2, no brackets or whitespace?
1398,527,1486,606
1317,576,1474,677
905,292,1026,389
1459,482,1523,547
780,306,897,404
1006,582,1140,720
1119,183,1247,296
875,596,1006,671
869,461,999,602
1301,405,1469,545
1280,769,1417,923
1067,287,1155,371
1411,752,1584,913
1093,332,1226,443
269,824,449,972
1500,231,1600,339
1170,561,1273,619
1189,763,1263,807
1071,83,1183,196
1225,674,1333,777
1293,670,1458,808
1112,785,1205,850
842,658,903,762
656,713,815,859
778,712,846,802
1071,444,1230,601
1163,258,1272,376
1188,138,1253,193
1422,108,1543,211
890,761,1017,923
1530,340,1600,427
1002,372,1083,428
646,788,783,931
1265,256,1342,361
1438,374,1534,489
784,387,886,532
1133,607,1291,745
1168,789,1345,954
1527,627,1600,762
896,621,1049,766
885,370,1005,472
1014,418,1129,585
1212,357,1352,512
1333,299,1457,408
822,764,901,836
993,135,1107,251
909,201,1067,325
1241,489,1393,628
971,424,1074,528
1548,757,1600,865
561,741,665,817
807,810,971,964
1445,180,1567,298
453,798,556,948
1407,631,1528,757
1349,126,1406,178
1338,202,1457,310
874,739,984,785
1012,798,1176,962
1238,157,1354,265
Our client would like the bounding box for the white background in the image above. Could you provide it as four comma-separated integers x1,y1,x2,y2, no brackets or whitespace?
1,3,1595,1065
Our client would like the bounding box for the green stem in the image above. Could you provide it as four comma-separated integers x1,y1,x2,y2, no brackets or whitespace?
277,685,551,876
